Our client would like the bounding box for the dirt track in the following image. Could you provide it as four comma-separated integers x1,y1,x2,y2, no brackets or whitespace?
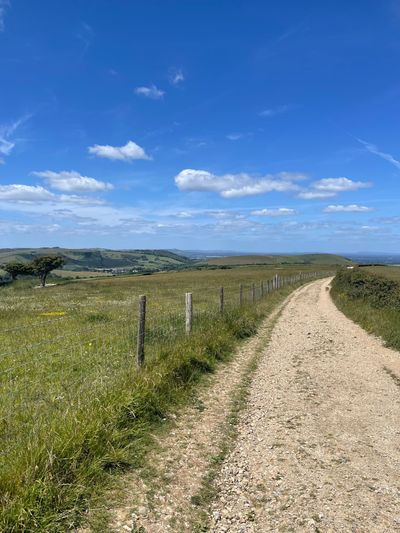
209,278,400,532
108,279,400,533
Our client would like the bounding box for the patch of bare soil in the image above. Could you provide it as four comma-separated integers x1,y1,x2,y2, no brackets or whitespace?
209,279,400,532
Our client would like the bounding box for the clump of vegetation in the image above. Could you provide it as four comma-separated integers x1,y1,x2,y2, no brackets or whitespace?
31,256,65,287
331,267,400,350
332,268,400,309
2,261,33,280
2,255,64,287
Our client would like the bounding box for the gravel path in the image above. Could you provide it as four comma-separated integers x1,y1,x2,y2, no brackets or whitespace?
107,294,286,532
209,278,400,533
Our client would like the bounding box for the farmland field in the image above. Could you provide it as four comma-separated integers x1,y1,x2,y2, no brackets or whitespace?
0,264,333,531
362,264,400,282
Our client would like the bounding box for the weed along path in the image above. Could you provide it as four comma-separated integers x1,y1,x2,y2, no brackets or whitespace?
209,278,400,533
100,279,400,532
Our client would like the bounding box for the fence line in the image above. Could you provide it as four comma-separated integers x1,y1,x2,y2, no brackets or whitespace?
134,270,333,364
0,271,333,378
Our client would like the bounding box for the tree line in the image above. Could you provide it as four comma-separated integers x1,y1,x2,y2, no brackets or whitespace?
2,256,64,287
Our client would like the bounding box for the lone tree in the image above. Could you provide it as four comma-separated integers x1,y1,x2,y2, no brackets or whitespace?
2,261,33,281
31,256,64,287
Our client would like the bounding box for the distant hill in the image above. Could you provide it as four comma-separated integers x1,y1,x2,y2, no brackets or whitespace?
203,253,353,266
0,248,191,272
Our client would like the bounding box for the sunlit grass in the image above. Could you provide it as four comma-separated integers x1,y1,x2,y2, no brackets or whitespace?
0,265,332,531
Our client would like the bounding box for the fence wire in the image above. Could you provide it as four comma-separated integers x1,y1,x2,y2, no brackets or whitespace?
0,270,332,464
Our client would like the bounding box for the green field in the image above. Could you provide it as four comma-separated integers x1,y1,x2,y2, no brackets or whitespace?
361,265,400,282
331,266,400,352
204,253,352,266
0,265,334,531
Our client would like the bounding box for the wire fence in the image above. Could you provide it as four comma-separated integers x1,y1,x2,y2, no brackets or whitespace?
0,270,332,463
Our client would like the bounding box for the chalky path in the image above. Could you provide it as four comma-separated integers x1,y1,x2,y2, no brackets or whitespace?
209,279,400,532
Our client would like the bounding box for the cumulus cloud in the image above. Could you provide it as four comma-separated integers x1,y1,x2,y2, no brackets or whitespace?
251,208,296,216
88,140,150,162
313,177,371,192
298,177,371,199
0,185,55,202
169,68,184,86
32,170,113,192
0,184,105,205
134,84,165,99
174,169,301,198
323,204,374,213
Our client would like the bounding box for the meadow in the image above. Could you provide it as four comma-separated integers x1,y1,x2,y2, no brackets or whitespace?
331,266,400,351
0,264,333,531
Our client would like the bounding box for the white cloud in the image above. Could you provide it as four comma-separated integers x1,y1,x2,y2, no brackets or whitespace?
134,84,165,99
0,184,105,205
88,140,150,162
0,0,9,32
297,191,336,200
313,177,372,192
298,177,371,199
169,68,184,86
0,185,55,202
0,115,31,157
259,105,290,117
174,169,301,198
251,208,296,216
323,204,374,213
357,138,400,170
32,170,113,192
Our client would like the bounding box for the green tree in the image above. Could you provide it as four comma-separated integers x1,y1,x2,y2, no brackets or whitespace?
2,261,33,281
31,256,64,287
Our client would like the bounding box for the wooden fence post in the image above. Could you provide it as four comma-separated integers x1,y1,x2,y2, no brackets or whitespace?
260,280,264,297
219,286,224,314
274,274,278,290
239,284,243,306
252,283,256,303
137,295,146,367
185,292,193,334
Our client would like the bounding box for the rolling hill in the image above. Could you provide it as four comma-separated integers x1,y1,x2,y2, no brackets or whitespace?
0,248,191,272
203,253,352,266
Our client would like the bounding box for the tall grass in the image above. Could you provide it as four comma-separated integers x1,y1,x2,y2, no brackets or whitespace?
0,266,330,531
331,267,400,351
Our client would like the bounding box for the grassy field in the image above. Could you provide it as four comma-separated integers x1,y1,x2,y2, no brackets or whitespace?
204,253,352,266
362,265,400,282
52,269,113,279
331,266,400,352
0,264,333,531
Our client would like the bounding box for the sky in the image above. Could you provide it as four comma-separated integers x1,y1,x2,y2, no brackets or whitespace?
1,0,400,253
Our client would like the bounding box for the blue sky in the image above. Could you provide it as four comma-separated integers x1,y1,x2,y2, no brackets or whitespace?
1,0,400,252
